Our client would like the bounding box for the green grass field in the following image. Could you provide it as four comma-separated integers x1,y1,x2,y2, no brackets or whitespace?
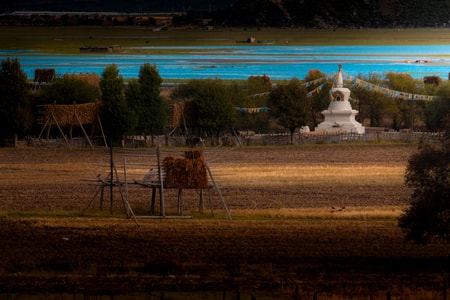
2,26,450,54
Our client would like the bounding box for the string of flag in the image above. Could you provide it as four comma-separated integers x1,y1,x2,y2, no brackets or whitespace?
304,76,326,88
240,77,327,112
249,77,327,98
250,92,270,98
306,82,326,97
235,107,269,113
344,74,438,101
236,73,438,113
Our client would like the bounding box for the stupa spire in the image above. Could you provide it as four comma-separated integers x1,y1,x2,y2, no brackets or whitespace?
335,64,344,88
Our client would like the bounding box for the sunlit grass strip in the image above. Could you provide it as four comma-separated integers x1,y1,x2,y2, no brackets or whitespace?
0,204,406,222
229,206,406,220
2,207,404,224
213,164,405,187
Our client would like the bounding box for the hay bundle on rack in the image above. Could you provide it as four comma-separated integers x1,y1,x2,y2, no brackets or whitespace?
34,69,56,83
171,102,183,129
64,73,100,88
44,102,102,126
163,150,208,188
170,101,198,129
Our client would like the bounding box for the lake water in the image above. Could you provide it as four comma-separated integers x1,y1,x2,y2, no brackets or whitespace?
2,45,450,80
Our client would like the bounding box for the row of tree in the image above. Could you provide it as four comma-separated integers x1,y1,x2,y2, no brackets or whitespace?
1,57,450,147
0,58,167,146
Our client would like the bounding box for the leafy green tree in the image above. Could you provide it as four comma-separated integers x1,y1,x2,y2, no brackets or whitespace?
385,72,421,129
38,75,100,105
305,70,329,128
398,115,450,243
425,82,450,131
0,57,33,145
351,86,397,127
304,69,325,83
245,74,272,107
235,110,270,134
233,75,272,133
172,79,236,144
268,78,309,143
195,79,236,144
308,81,331,128
351,73,386,127
99,64,137,146
126,64,167,146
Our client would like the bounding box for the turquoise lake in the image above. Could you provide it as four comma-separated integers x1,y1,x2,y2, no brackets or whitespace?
2,45,450,80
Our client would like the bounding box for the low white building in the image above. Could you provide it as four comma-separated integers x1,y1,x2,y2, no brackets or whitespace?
315,65,365,134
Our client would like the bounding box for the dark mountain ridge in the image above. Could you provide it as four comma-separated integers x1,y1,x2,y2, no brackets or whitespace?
1,0,449,28
222,0,450,28
0,0,234,13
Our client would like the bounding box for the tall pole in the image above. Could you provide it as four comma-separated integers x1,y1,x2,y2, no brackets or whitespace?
206,163,232,220
110,141,114,215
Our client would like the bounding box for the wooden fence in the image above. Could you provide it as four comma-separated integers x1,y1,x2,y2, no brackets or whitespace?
235,131,443,146
16,130,443,149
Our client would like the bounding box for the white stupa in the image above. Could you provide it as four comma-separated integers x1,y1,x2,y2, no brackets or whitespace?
315,65,365,134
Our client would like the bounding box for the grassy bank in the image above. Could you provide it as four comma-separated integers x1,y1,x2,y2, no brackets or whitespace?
2,27,450,54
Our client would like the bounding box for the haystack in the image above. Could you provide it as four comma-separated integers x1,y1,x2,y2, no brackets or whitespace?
163,150,208,188
44,102,102,126
34,68,56,83
64,73,100,88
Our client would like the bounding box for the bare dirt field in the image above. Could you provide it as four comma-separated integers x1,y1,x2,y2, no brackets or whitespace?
0,143,415,212
0,143,449,299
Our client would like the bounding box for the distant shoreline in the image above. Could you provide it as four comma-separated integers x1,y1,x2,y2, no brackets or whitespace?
3,43,450,81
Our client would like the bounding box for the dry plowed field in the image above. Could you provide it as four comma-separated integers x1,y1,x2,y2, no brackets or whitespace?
0,144,449,299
